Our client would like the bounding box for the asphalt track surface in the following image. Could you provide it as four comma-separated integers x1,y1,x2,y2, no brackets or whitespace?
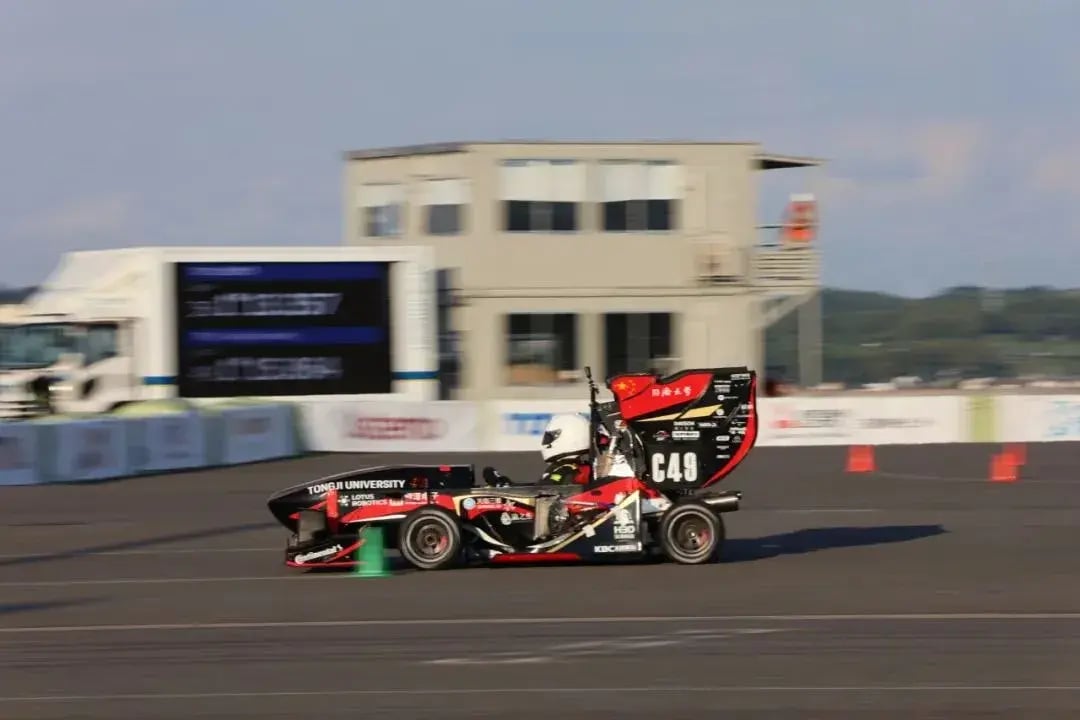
2,443,1080,718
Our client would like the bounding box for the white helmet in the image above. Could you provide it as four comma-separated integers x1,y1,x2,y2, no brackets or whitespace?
540,413,591,462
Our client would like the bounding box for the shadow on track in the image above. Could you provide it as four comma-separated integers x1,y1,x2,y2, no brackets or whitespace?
723,524,947,563
0,521,276,569
0,598,103,617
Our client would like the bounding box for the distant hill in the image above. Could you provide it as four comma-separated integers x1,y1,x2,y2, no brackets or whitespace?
0,286,35,304
765,285,1080,384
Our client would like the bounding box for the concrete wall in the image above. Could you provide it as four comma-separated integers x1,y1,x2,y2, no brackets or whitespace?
342,142,761,291
342,142,769,400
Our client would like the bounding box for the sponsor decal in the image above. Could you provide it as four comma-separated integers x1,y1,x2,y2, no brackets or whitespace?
672,430,699,441
857,416,931,429
653,430,671,442
346,415,447,440
307,478,406,494
650,385,693,398
613,510,637,540
295,544,343,564
595,543,639,554
462,497,477,510
502,411,586,436
231,415,271,436
500,511,529,525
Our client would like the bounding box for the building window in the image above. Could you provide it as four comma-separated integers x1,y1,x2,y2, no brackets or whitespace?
503,201,577,232
598,160,681,232
604,312,673,377
364,204,401,237
358,183,404,237
422,178,468,235
499,159,584,232
504,313,578,385
427,205,461,234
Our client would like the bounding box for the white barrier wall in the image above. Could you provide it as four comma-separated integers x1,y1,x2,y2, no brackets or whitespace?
756,395,966,446
1,393,1079,486
301,399,481,453
997,395,1080,442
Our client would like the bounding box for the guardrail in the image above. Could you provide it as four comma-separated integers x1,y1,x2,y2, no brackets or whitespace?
2,393,1078,486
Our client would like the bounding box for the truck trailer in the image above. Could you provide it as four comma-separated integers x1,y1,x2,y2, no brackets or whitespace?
0,245,438,418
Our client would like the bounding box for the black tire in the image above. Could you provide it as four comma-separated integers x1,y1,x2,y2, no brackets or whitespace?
658,501,724,564
398,508,462,570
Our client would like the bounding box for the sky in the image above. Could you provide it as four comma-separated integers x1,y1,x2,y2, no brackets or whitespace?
1,0,1078,297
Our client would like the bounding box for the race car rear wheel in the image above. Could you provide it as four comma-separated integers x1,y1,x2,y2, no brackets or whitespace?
659,501,723,564
398,508,462,570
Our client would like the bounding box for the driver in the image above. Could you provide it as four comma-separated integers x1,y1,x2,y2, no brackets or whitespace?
539,413,593,486
481,413,594,487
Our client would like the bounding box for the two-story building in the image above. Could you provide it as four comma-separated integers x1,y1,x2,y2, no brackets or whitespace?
341,140,823,401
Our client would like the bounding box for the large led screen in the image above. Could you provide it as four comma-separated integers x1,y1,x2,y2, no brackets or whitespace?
174,261,392,396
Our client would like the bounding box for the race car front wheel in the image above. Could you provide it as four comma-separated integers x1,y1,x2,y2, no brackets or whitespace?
658,501,724,564
398,508,462,570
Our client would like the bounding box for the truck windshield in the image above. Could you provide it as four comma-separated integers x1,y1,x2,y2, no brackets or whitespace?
0,323,78,369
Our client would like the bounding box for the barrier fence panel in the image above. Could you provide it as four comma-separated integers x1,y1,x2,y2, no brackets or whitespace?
996,394,1080,443
755,395,967,446
130,412,209,474
219,404,298,465
0,422,39,486
299,399,481,453
3,393,1080,487
53,417,131,482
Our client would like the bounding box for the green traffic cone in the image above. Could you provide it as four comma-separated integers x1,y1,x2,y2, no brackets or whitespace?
355,525,390,577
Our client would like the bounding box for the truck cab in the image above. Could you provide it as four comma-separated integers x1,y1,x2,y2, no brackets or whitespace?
0,316,136,418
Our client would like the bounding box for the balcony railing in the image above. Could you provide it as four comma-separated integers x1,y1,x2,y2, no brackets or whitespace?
692,238,820,291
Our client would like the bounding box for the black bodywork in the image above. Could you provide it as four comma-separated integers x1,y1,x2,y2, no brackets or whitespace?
267,366,759,570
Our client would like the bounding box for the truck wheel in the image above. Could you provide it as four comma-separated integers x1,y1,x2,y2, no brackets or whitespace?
398,508,462,570
659,501,724,564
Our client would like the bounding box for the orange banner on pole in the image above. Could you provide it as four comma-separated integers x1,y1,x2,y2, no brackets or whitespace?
782,193,817,244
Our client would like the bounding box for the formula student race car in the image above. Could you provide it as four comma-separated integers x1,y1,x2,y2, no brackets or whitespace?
266,366,759,570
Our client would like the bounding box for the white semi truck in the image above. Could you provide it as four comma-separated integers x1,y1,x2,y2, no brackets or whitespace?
0,245,439,418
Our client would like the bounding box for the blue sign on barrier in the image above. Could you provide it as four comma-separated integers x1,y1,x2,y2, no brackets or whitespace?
1044,399,1080,440
502,411,589,437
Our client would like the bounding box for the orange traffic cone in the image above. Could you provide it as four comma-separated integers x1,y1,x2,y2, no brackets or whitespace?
990,452,1017,483
846,445,876,473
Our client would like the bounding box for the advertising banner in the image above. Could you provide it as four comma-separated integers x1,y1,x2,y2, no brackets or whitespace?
996,395,1080,442
489,400,589,452
755,395,964,446
131,413,208,474
300,400,480,453
0,423,39,486
174,261,394,397
53,418,130,481
220,404,297,465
